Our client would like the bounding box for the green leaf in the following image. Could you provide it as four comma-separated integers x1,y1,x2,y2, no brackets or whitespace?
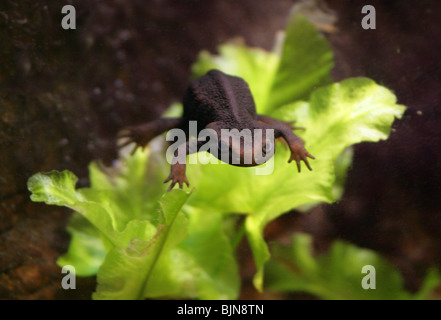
57,213,108,276
192,42,279,113
145,207,240,299
28,146,240,299
28,169,80,206
265,233,440,300
181,207,240,299
332,147,353,200
27,148,172,243
93,189,190,300
28,170,119,244
267,15,334,112
191,14,333,114
87,145,169,230
272,78,407,158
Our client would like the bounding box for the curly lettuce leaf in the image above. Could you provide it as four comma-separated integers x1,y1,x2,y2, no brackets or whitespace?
192,15,333,114
57,213,108,276
93,190,190,300
267,14,334,112
28,169,120,244
27,148,240,300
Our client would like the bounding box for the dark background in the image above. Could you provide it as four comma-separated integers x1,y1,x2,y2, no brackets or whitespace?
0,0,440,299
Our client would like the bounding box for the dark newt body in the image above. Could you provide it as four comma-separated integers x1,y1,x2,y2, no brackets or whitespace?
182,70,257,131
119,69,314,191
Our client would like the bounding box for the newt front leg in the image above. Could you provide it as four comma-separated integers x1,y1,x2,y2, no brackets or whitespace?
118,117,183,153
163,162,189,191
273,123,315,172
163,138,207,191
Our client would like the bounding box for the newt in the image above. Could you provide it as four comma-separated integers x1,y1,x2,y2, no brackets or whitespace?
119,69,314,191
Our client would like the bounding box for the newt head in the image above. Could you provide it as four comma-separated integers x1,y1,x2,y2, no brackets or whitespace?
214,127,275,167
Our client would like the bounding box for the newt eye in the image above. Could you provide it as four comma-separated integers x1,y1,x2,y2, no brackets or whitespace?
262,140,273,155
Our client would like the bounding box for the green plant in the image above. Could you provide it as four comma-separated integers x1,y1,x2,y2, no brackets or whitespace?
265,233,440,300
27,13,420,300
